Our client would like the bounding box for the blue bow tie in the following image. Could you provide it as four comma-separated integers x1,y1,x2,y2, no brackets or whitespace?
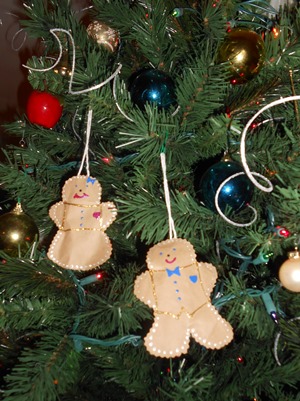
86,177,96,185
166,266,181,277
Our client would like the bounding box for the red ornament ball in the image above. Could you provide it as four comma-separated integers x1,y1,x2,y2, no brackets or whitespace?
26,90,63,129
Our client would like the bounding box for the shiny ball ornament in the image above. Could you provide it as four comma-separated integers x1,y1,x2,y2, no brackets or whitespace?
53,60,72,78
0,203,39,256
217,28,265,85
87,20,119,52
26,90,63,129
129,69,177,111
53,48,72,77
53,65,72,77
197,160,254,213
279,250,300,292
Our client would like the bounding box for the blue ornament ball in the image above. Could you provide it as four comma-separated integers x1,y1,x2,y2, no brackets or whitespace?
129,69,177,110
197,160,254,213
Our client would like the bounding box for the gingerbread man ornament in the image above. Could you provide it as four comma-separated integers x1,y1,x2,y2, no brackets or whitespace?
134,238,233,357
48,175,117,271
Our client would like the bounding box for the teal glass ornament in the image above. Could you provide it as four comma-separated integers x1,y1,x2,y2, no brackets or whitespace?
129,69,177,110
197,160,254,213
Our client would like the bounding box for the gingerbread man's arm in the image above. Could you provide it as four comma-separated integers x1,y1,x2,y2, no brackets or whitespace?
49,201,65,228
134,271,156,309
197,262,218,297
99,202,117,229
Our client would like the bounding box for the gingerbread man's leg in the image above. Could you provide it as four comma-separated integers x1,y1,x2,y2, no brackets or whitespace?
144,313,190,358
190,304,233,350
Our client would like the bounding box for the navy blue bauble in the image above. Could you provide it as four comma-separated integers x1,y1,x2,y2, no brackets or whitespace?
197,160,254,213
129,69,177,110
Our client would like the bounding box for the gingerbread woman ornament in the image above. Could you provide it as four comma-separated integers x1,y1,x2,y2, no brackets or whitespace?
48,175,117,271
134,238,234,357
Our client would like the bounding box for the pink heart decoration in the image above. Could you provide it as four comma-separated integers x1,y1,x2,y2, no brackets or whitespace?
93,212,101,219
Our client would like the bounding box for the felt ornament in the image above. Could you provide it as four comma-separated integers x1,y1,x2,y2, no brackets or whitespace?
47,109,117,270
134,238,233,357
47,175,117,270
134,151,233,357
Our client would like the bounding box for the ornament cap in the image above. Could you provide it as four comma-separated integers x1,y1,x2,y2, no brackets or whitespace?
288,249,300,259
13,202,23,214
221,151,232,162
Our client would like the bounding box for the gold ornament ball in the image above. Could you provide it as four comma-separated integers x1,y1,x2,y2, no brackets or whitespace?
0,203,39,256
217,28,265,85
279,251,300,293
87,21,119,52
53,64,72,78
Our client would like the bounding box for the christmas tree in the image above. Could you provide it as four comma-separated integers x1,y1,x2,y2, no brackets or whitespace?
0,0,300,400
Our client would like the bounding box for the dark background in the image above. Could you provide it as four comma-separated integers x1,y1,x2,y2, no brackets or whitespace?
0,0,90,147
0,0,37,146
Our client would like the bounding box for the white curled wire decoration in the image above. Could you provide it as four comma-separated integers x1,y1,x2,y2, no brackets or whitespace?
240,95,300,193
112,72,134,122
4,11,28,51
273,316,300,366
22,28,122,95
171,105,181,117
214,171,271,227
71,108,82,141
11,28,27,51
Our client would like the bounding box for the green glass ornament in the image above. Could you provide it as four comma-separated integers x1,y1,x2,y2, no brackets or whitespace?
0,203,39,256
197,159,254,213
129,69,177,110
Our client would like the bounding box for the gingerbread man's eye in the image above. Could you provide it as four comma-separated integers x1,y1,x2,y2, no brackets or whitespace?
173,248,176,251
159,252,163,256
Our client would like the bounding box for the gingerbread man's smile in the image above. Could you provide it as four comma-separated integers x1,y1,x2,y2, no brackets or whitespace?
73,192,89,199
165,257,176,264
